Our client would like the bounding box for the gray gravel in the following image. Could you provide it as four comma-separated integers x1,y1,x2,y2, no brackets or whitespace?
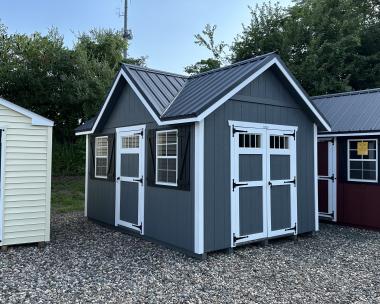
1,212,379,304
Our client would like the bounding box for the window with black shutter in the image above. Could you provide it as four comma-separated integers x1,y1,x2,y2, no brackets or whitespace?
89,133,115,182
147,125,191,191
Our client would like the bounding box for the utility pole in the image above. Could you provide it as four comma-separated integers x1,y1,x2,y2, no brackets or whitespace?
122,0,133,60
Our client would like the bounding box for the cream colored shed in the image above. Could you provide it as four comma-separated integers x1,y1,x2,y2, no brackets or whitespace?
0,97,53,247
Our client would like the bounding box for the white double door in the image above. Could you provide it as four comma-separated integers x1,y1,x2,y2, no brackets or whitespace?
115,125,145,233
231,122,298,246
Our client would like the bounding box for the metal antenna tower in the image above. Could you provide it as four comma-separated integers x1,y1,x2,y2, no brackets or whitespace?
122,0,133,59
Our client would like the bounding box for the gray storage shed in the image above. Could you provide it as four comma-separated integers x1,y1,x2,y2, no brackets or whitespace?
76,53,330,257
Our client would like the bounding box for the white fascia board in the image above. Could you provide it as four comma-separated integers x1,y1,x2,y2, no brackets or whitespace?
319,132,380,137
0,97,54,127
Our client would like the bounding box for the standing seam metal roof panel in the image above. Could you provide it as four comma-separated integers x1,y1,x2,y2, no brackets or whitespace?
161,54,273,119
312,88,380,133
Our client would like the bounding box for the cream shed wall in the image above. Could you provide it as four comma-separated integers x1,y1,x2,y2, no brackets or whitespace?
0,103,53,246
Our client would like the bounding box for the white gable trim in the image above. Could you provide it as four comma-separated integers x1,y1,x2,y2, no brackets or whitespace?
80,58,330,135
0,98,54,127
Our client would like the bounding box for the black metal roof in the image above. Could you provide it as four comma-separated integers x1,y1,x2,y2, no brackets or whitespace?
76,52,328,133
312,88,380,133
75,117,96,133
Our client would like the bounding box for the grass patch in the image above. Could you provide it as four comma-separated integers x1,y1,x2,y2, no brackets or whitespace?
52,176,85,213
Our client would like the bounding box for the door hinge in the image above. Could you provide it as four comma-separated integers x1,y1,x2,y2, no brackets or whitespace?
132,222,143,232
232,179,248,191
233,233,249,243
232,126,248,137
284,130,296,140
285,223,297,233
133,176,144,185
268,181,272,187
284,176,296,186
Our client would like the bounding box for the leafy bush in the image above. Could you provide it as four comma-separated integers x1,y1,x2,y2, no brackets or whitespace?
53,139,86,176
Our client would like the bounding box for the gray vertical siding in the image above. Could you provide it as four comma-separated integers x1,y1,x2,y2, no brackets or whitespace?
204,67,316,252
87,82,195,252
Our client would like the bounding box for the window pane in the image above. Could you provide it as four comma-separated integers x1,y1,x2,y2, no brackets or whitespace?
95,157,107,177
280,136,284,149
95,137,108,157
167,131,177,144
363,170,376,180
167,159,176,171
167,171,176,183
349,141,357,150
167,144,177,156
350,161,362,170
349,150,361,159
350,169,362,180
256,135,261,148
368,141,376,149
250,134,256,148
363,150,376,159
284,137,289,149
157,133,166,145
270,136,274,149
363,161,376,170
157,158,168,170
239,134,244,147
157,170,167,183
157,144,166,156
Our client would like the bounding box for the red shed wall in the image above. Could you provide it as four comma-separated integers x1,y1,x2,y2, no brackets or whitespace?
336,136,380,230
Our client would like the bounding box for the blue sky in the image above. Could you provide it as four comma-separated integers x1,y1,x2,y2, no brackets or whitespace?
0,0,291,74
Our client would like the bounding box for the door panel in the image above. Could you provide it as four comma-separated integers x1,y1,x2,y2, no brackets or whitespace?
231,123,297,246
239,154,263,181
239,187,264,235
317,139,337,221
270,155,290,180
115,127,145,233
120,181,139,224
270,185,291,230
121,154,139,177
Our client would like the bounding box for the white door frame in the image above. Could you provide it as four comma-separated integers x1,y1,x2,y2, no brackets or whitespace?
115,124,146,233
0,127,6,245
317,137,337,221
266,128,298,238
229,121,298,246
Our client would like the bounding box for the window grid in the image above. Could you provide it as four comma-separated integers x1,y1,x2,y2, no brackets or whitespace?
348,139,378,183
239,133,261,148
156,130,178,186
270,135,289,149
122,135,139,149
95,136,108,178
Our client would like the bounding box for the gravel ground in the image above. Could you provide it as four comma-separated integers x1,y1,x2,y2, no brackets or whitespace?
0,212,379,304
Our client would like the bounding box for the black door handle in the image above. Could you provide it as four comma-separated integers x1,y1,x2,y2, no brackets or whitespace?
133,177,143,185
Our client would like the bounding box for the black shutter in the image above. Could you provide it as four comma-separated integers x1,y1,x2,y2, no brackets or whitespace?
177,125,191,191
89,136,96,180
107,133,116,181
147,129,156,186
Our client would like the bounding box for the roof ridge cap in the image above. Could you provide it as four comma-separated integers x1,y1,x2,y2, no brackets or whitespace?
122,64,188,79
312,88,380,100
187,52,278,79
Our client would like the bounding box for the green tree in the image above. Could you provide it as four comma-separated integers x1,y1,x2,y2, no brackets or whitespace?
185,24,227,75
230,0,380,95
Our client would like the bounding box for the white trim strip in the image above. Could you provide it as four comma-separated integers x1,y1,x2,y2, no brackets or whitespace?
0,128,6,245
314,124,319,231
79,58,330,136
319,132,380,137
85,135,89,217
0,97,54,127
194,120,204,254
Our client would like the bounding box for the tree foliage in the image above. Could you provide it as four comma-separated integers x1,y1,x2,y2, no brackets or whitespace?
184,24,227,75
0,25,145,143
230,0,380,95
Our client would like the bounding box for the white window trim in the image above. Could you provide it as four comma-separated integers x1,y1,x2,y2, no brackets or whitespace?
95,136,109,179
347,139,378,183
155,129,178,187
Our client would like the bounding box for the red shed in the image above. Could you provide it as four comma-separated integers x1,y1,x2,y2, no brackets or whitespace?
313,88,380,230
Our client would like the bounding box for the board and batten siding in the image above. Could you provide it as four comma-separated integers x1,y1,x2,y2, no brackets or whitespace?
203,68,316,252
0,104,52,246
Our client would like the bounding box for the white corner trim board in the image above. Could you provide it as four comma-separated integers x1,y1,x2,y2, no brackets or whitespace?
0,97,54,127
194,120,205,255
78,57,330,136
314,124,319,231
0,128,6,244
